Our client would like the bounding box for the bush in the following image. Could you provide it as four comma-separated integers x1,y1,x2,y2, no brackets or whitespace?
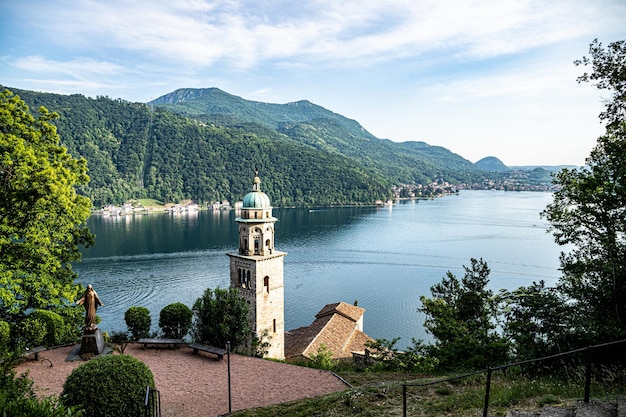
309,343,335,370
61,354,155,417
28,310,67,347
17,317,47,348
0,320,9,350
159,302,193,339
109,330,130,354
124,306,151,340
0,368,82,416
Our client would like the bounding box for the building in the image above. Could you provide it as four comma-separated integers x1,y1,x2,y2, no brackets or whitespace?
284,302,373,361
227,173,286,360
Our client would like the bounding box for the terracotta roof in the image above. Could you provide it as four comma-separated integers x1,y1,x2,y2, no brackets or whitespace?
315,302,365,322
285,302,373,360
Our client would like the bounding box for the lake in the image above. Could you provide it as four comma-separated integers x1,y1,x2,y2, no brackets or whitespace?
74,190,564,349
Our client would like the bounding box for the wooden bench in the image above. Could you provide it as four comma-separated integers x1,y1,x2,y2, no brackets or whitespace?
136,338,183,350
187,343,228,360
23,346,47,361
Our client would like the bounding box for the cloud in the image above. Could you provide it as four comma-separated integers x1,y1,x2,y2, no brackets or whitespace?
16,0,618,71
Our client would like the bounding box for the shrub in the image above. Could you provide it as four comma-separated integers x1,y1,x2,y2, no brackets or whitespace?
159,302,193,339
0,320,9,350
61,354,155,417
124,306,151,340
109,330,130,353
309,343,335,370
28,310,67,347
0,367,82,416
17,317,47,348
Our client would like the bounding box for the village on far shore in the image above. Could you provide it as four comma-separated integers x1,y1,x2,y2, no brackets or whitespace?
98,180,469,216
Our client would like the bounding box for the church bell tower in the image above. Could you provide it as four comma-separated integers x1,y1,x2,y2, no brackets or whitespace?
227,172,286,359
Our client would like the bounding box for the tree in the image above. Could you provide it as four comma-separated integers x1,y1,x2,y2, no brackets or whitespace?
191,287,250,350
124,306,151,340
543,39,626,344
574,39,626,131
0,90,93,341
159,302,193,339
499,281,574,359
416,258,509,370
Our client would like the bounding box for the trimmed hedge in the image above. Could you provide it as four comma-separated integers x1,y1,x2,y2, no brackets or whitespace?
124,306,151,340
61,354,155,417
159,302,193,339
28,310,67,347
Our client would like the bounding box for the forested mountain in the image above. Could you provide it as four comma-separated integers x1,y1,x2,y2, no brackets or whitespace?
475,156,510,172
5,86,488,207
151,88,482,185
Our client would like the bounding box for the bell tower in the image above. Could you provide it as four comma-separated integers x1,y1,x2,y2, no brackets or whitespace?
227,172,286,359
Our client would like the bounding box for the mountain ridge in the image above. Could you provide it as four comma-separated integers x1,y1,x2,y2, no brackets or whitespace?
148,87,483,187
3,85,555,206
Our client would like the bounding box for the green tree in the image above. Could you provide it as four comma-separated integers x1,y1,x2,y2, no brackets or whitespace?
0,90,92,341
416,258,509,370
191,287,250,350
124,306,151,340
543,39,626,344
159,302,193,339
499,281,573,360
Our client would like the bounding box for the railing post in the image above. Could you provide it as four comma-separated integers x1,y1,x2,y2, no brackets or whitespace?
227,341,232,413
584,346,592,403
483,367,492,417
403,384,407,417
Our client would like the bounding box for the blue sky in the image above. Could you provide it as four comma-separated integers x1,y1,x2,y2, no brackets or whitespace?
1,1,624,166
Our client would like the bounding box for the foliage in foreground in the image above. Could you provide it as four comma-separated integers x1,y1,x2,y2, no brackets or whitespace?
61,354,155,417
229,366,626,417
0,89,93,348
0,353,82,417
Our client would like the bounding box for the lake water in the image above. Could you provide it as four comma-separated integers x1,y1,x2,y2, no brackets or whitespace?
74,190,563,349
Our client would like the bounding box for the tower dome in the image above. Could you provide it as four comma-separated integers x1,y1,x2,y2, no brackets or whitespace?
242,173,272,209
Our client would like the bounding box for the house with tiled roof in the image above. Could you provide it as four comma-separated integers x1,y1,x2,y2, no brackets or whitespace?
284,302,374,361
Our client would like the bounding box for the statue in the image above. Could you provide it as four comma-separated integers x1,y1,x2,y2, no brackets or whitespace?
77,284,104,330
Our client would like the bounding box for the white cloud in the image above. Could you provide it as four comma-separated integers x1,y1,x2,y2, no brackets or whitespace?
16,0,619,70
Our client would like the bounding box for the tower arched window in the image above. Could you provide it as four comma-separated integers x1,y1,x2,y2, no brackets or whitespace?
264,276,270,293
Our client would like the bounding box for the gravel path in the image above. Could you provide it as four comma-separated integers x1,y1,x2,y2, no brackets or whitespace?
16,343,349,416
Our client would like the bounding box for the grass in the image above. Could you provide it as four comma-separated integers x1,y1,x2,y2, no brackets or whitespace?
135,198,165,208
229,367,626,417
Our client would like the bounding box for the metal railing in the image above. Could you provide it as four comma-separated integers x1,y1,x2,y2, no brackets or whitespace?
402,338,626,417
144,386,161,417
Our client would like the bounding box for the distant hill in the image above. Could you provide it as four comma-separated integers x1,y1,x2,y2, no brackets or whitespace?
509,165,579,172
475,156,510,172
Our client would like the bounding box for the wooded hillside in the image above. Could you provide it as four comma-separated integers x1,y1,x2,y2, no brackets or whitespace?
6,86,488,207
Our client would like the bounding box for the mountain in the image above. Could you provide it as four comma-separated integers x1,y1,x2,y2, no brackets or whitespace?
475,156,510,172
5,86,493,207
149,88,483,186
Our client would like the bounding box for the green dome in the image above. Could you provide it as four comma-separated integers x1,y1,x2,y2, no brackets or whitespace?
242,190,271,208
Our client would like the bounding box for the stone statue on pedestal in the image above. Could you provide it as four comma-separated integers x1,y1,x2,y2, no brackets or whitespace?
77,284,104,330
76,284,105,356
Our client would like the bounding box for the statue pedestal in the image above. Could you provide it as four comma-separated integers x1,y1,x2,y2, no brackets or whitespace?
80,327,105,355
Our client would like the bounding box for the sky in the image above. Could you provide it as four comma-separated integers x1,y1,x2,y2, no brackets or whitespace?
1,1,625,166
